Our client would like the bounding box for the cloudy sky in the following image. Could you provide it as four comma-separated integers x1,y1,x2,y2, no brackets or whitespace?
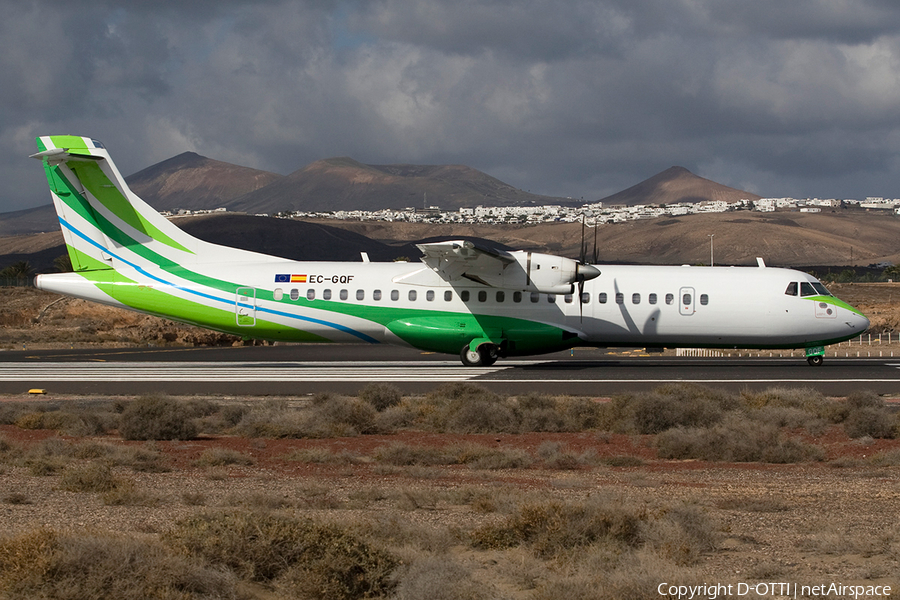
3,0,900,212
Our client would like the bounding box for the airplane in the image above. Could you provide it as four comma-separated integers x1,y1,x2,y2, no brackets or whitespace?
30,135,869,367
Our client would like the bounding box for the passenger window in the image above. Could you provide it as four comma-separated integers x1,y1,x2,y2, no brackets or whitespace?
290,288,299,301
649,293,657,305
274,288,283,301
496,291,505,302
323,289,332,300
800,282,816,297
408,290,417,301
616,293,624,304
564,294,573,304
426,290,435,301
461,290,470,301
581,292,590,304
547,294,556,303
356,290,365,301
682,293,692,306
478,291,487,302
785,282,798,296
444,290,452,301
373,290,382,301
599,292,607,304
307,289,316,300
632,293,640,304
531,292,540,303
391,290,399,301
513,291,522,303
700,294,708,305
339,289,348,300
665,293,674,305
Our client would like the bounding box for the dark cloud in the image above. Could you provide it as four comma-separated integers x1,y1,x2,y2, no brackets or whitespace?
2,0,900,212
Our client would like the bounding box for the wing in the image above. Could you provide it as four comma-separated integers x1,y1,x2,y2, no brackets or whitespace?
416,240,515,284
416,240,600,293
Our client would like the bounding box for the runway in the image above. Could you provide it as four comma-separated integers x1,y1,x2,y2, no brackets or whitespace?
2,344,900,396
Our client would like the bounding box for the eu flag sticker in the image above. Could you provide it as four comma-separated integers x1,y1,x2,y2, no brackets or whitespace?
274,274,290,283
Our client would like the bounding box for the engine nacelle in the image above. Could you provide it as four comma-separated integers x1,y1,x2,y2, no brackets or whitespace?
479,251,600,294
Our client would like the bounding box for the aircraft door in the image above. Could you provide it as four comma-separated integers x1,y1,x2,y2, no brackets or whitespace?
236,287,257,327
679,287,695,315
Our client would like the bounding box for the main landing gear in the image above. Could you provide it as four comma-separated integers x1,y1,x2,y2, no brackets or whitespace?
460,343,499,367
806,355,824,366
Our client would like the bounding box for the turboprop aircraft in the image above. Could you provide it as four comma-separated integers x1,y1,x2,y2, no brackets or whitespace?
31,135,869,366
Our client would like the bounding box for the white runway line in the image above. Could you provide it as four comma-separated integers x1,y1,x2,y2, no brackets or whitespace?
0,362,509,382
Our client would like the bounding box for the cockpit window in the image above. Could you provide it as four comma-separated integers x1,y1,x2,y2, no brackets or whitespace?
785,282,798,296
811,282,832,296
799,282,817,297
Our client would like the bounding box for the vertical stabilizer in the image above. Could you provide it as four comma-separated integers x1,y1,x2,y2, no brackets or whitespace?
31,136,199,272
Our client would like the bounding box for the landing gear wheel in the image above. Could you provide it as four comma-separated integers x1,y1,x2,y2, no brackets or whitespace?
807,355,824,366
460,344,499,367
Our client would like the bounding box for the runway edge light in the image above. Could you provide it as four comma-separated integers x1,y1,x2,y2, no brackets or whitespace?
28,389,47,395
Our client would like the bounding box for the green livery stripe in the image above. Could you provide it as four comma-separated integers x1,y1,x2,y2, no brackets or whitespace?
68,246,113,275
51,166,239,295
48,135,91,150
65,161,192,254
73,266,330,343
808,295,866,318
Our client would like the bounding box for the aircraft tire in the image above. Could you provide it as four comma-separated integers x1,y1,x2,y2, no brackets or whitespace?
460,344,499,367
807,355,824,366
461,345,484,367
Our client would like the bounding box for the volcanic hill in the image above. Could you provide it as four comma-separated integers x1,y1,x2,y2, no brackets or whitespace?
599,166,761,206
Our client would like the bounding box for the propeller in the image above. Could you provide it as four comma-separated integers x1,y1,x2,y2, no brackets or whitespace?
575,214,600,321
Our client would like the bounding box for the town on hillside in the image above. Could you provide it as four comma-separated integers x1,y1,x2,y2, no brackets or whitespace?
165,196,900,225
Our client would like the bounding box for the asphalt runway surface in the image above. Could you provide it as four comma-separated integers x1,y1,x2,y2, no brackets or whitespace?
2,344,900,397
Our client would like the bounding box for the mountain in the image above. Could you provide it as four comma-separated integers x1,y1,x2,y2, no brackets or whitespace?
0,204,58,236
126,152,283,211
231,157,570,214
599,166,761,207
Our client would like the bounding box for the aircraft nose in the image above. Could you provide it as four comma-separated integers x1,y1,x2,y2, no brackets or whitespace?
846,310,870,334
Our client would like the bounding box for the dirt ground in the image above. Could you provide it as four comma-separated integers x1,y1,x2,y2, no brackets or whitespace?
0,398,899,597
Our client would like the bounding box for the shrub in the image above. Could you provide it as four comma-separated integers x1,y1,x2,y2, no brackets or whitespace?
119,394,198,440
655,415,824,463
603,384,737,434
59,462,119,493
392,555,486,600
471,500,644,558
0,529,238,599
163,511,398,599
843,407,897,439
313,395,380,436
359,383,403,411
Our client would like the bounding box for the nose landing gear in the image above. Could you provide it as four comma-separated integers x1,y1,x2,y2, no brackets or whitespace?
807,354,824,366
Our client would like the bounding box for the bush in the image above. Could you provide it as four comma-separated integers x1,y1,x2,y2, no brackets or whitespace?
843,407,897,439
59,462,119,493
655,415,824,463
359,383,403,411
163,511,398,599
0,529,238,599
119,394,198,440
603,384,737,434
471,500,644,558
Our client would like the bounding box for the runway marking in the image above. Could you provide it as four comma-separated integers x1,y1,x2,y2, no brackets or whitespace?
0,362,510,383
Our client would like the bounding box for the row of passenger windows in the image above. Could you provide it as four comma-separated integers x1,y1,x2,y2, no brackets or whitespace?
274,288,709,306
